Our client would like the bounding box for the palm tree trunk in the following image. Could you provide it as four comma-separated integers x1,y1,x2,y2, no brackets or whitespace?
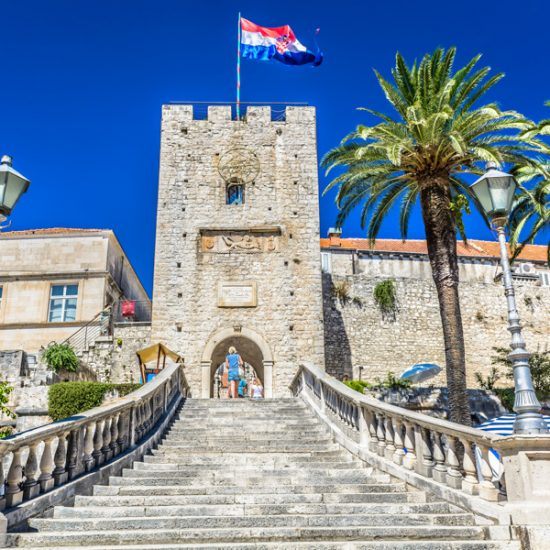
420,178,471,426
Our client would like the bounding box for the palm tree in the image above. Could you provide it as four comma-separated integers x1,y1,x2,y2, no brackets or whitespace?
508,103,550,264
509,164,549,265
322,48,542,425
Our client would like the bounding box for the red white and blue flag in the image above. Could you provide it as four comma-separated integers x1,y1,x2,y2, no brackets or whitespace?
240,17,322,66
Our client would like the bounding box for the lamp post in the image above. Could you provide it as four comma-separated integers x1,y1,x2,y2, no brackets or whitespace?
0,155,30,226
470,163,547,434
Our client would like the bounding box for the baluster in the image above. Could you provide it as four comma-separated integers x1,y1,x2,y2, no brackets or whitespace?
66,428,80,480
384,416,395,460
445,436,463,489
320,382,326,413
402,422,417,470
83,422,95,472
460,439,479,495
38,437,55,493
392,418,406,465
358,406,369,446
416,426,434,478
367,410,378,453
53,432,69,485
110,413,119,456
432,432,447,483
5,449,24,507
101,417,112,461
92,420,104,467
376,414,386,456
478,445,499,501
129,405,137,447
117,412,126,451
22,443,41,500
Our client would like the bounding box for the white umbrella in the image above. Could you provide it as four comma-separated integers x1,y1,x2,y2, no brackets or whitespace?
400,363,441,384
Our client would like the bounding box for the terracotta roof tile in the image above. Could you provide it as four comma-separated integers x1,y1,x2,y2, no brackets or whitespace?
320,237,547,263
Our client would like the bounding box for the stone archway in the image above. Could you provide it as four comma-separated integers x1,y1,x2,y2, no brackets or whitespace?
200,327,273,398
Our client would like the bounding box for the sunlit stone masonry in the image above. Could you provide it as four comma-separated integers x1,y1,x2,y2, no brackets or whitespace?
151,105,326,397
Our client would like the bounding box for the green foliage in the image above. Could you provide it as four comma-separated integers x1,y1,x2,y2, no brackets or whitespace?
321,47,542,240
0,381,15,419
0,426,14,439
474,367,501,391
373,279,397,317
48,382,141,421
41,343,79,373
449,194,472,241
377,371,412,390
491,346,550,399
344,379,372,393
494,388,515,412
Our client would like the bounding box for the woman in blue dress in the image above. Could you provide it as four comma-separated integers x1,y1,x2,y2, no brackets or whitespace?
225,346,243,399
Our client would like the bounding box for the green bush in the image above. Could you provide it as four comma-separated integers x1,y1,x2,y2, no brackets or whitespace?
42,343,79,373
373,279,397,317
344,380,372,393
494,387,515,412
377,371,411,390
48,382,141,421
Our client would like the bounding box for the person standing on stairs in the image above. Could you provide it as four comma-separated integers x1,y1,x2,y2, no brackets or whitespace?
225,346,243,399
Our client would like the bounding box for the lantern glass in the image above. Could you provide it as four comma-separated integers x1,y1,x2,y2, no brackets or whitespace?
471,168,517,219
0,158,30,216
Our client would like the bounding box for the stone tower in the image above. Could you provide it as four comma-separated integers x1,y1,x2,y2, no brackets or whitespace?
152,104,325,397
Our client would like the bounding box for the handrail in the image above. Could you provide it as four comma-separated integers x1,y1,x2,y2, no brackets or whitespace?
290,362,550,506
0,360,190,510
61,306,112,353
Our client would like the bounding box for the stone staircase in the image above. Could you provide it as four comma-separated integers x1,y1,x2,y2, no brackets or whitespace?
8,398,519,549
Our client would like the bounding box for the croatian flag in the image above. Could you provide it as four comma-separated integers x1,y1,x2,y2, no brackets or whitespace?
240,17,322,66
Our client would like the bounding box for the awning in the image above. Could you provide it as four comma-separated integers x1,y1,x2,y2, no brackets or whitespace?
136,343,184,384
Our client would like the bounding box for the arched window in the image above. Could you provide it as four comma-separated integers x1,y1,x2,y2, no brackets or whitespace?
226,179,244,205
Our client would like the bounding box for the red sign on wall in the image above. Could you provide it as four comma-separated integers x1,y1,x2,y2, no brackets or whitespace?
121,300,136,317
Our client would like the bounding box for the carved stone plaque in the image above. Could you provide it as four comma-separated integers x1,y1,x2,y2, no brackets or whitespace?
218,282,257,308
200,228,280,254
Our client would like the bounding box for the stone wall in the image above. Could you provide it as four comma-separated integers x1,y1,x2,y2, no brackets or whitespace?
323,272,550,387
151,105,325,397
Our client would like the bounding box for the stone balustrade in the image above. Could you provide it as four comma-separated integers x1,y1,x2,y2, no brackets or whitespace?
290,362,550,525
0,361,189,512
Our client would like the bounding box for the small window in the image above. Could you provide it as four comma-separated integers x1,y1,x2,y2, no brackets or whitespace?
49,284,78,322
321,252,332,274
540,272,550,287
226,179,244,205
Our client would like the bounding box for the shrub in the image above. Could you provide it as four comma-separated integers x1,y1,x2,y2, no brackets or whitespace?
48,382,141,421
377,371,411,390
344,379,372,393
373,279,397,318
474,367,501,391
0,426,14,439
491,346,550,400
41,343,79,373
494,387,515,412
0,381,15,419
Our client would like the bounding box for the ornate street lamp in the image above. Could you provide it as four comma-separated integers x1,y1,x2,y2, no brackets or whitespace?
0,155,30,219
471,163,548,434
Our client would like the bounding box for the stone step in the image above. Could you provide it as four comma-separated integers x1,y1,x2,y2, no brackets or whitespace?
55,501,462,519
122,467,381,480
7,542,522,550
94,486,410,496
8,525,490,547
161,435,332,445
83,490,428,505
30,512,476,532
155,442,338,452
134,460,365,471
167,427,329,436
148,449,349,460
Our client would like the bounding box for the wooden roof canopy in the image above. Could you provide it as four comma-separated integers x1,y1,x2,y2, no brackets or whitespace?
136,343,183,383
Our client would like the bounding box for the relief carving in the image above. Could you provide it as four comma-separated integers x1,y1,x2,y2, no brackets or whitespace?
201,231,280,254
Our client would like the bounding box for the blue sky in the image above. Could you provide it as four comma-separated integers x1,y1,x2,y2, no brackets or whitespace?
2,0,548,294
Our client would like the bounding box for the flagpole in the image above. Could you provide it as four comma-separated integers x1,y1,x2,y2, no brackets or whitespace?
236,12,242,120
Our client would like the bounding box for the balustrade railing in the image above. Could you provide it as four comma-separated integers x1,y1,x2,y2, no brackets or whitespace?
290,363,550,507
0,361,189,511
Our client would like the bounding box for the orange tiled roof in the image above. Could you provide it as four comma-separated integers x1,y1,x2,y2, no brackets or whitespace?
0,228,107,238
320,237,548,263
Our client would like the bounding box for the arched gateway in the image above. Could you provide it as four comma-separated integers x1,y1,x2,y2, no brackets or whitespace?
200,326,273,398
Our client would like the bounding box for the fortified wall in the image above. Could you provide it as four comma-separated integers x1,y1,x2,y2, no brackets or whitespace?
151,104,325,397
322,241,550,386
